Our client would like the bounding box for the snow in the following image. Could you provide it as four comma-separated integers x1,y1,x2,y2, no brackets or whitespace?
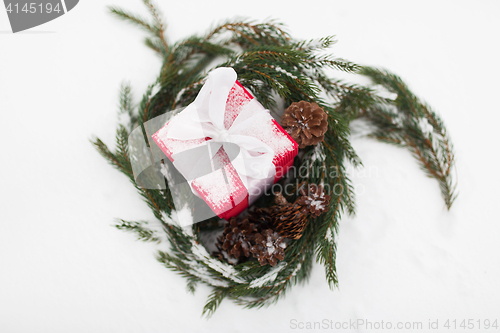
183,260,231,288
325,229,334,242
1,1,500,332
418,117,434,136
221,250,239,265
310,143,326,162
161,206,194,229
273,66,298,80
192,168,233,210
249,262,287,288
310,200,325,211
190,239,247,284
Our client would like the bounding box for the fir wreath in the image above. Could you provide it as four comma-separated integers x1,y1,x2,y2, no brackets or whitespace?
93,0,457,317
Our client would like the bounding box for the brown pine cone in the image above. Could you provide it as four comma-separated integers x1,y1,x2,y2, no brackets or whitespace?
297,184,331,217
281,101,328,149
269,201,308,240
273,192,288,206
217,217,257,259
250,229,286,266
248,207,273,231
247,193,290,231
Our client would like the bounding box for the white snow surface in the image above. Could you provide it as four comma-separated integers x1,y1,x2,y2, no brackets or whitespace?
1,1,500,332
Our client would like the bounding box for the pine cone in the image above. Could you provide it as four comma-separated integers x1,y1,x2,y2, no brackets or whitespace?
246,193,290,231
217,217,257,259
281,101,328,149
273,192,288,206
250,229,286,266
297,184,331,217
269,201,308,240
248,207,273,231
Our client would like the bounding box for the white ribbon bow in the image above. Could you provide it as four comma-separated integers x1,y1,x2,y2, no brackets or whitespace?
166,67,276,193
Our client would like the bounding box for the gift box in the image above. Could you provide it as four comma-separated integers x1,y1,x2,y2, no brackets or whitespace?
152,68,298,220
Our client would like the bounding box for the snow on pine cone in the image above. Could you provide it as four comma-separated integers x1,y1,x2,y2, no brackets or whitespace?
281,100,328,149
250,229,286,267
297,184,331,217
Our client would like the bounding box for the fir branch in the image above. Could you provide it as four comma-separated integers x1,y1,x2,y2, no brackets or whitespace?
170,37,233,66
315,198,341,289
138,80,158,124
144,37,165,56
91,131,132,178
202,289,228,318
92,124,172,222
92,137,125,171
360,67,457,209
115,219,160,243
156,250,205,286
142,0,169,54
108,6,156,34
303,55,360,73
321,246,338,289
293,36,337,52
206,20,290,47
118,83,132,111
109,1,169,59
186,277,198,294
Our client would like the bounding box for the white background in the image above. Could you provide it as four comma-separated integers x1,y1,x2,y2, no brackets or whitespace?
1,1,499,332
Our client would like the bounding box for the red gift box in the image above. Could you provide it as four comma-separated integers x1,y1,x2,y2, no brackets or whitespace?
152,79,298,220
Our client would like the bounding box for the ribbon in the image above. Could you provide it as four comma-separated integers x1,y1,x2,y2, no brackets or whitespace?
166,67,276,201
